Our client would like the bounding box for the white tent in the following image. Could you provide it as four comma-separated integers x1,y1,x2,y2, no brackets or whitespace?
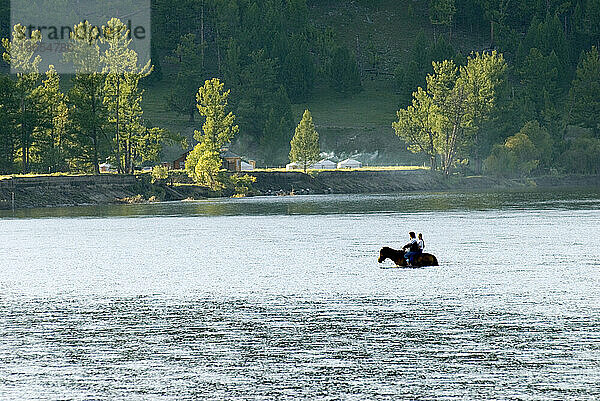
286,162,302,171
99,162,116,173
337,158,362,169
310,159,337,170
241,161,254,171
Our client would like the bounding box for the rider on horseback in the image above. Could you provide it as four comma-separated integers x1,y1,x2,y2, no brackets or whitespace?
402,232,422,266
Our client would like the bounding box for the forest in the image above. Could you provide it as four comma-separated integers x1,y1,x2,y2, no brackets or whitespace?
0,0,599,177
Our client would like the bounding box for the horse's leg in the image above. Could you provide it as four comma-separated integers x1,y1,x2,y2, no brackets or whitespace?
395,255,407,266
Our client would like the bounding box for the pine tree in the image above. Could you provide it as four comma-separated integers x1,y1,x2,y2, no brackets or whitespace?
236,50,279,138
259,86,294,165
233,49,295,163
0,74,18,173
102,18,152,173
65,21,109,174
480,0,512,46
166,33,204,122
281,34,315,102
520,48,561,117
329,46,362,94
569,46,600,136
394,29,446,105
32,65,69,172
289,109,320,172
2,24,42,173
185,78,239,189
578,0,600,49
430,0,456,42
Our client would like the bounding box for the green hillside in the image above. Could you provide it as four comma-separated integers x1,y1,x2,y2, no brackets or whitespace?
143,0,488,166
3,0,599,176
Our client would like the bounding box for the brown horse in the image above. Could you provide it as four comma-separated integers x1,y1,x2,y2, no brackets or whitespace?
378,246,439,267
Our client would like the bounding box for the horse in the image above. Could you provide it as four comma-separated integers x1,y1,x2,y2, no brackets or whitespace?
378,246,439,267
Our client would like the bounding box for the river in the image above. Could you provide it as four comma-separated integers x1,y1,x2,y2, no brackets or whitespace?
1,189,600,399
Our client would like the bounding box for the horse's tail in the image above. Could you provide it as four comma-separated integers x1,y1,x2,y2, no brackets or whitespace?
431,255,439,266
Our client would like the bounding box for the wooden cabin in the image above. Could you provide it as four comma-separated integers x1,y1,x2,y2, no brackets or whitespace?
221,150,242,172
172,151,190,170
171,149,242,172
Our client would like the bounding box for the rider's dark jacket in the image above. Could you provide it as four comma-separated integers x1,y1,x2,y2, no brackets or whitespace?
403,239,420,252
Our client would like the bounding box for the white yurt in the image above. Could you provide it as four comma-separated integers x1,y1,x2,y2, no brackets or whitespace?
241,161,255,171
286,162,301,171
337,158,362,169
99,162,116,173
310,159,337,170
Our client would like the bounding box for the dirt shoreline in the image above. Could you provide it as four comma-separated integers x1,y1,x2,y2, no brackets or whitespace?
1,171,599,210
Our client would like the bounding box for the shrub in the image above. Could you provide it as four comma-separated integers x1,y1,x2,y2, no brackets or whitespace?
226,174,257,197
484,125,547,177
484,144,516,177
504,132,539,176
518,120,553,168
561,137,600,174
151,165,169,183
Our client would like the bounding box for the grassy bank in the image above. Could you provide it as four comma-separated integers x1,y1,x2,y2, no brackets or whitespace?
253,165,429,173
1,171,598,210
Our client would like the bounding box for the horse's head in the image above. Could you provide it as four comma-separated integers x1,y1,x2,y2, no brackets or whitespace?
378,247,391,263
379,247,405,265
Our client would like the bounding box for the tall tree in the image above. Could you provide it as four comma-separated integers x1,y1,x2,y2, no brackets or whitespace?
428,59,468,175
395,30,432,104
329,46,362,94
518,14,570,81
185,78,239,189
211,0,241,75
232,49,294,163
569,46,600,136
516,14,571,120
289,109,320,172
0,73,18,173
65,21,109,174
574,0,600,49
393,87,438,169
2,24,42,173
235,50,279,139
395,30,457,106
519,48,561,117
102,18,152,173
259,86,294,165
281,33,315,102
480,0,512,46
32,65,69,172
166,33,204,122
394,53,506,176
461,51,507,173
430,0,457,42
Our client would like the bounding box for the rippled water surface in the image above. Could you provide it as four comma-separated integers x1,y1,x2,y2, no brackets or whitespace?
1,190,600,399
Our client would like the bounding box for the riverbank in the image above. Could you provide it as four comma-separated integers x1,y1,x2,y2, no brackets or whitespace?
1,171,599,210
